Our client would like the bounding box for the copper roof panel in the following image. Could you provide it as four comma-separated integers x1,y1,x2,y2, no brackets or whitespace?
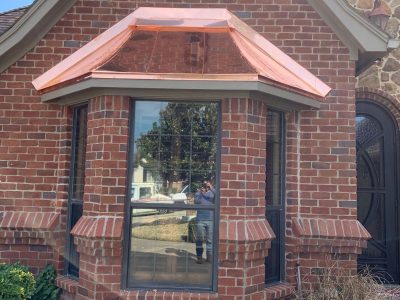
100,30,255,75
33,7,331,100
100,31,156,73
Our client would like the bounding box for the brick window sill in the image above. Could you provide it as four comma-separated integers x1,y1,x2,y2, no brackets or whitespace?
56,275,78,295
265,283,294,300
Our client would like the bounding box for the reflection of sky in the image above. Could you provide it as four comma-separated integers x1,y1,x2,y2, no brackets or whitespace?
134,101,168,150
356,116,365,123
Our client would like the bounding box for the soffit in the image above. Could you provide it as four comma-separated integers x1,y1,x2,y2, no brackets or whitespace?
307,0,400,74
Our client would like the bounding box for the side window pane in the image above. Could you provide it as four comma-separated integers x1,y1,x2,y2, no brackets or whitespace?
72,106,88,200
265,110,285,284
66,105,88,279
127,101,219,291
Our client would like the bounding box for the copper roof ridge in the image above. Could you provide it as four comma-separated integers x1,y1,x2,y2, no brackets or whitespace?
130,25,230,32
226,13,330,98
230,30,324,97
35,27,133,90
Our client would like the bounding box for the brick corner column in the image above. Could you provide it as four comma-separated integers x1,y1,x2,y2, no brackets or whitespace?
219,98,275,299
71,95,129,299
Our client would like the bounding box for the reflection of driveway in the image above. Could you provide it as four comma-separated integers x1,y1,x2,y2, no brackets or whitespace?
132,237,195,256
132,210,188,225
129,238,212,287
129,212,214,288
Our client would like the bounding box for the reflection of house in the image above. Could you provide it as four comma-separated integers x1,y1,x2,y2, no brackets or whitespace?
133,165,149,183
0,0,399,299
134,165,185,194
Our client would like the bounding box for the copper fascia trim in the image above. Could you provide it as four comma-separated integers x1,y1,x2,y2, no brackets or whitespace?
91,71,260,81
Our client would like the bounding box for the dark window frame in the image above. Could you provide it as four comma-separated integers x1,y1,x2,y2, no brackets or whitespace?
64,103,88,279
122,99,221,292
265,109,286,285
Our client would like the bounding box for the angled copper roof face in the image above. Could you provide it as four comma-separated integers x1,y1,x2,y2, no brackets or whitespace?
33,7,331,100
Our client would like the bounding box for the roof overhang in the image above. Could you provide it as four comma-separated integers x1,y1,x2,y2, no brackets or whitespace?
40,78,321,110
0,0,77,73
307,0,400,75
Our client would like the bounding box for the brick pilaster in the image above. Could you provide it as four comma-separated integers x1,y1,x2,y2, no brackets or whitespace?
71,95,129,300
219,98,274,299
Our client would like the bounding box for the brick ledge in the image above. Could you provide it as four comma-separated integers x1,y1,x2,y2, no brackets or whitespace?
219,219,275,243
56,275,78,295
71,216,123,239
292,217,371,240
0,211,59,230
265,283,294,300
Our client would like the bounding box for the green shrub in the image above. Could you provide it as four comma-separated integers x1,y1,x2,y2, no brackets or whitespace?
31,264,59,300
0,263,36,300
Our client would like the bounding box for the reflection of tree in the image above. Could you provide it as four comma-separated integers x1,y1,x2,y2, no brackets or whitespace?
136,103,217,192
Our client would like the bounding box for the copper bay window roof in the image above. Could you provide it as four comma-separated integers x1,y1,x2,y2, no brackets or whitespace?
33,7,331,106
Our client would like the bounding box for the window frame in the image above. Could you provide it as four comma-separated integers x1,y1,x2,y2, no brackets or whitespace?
122,99,221,292
265,109,286,285
64,103,88,279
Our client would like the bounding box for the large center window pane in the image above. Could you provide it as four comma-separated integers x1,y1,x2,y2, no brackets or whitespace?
127,101,219,290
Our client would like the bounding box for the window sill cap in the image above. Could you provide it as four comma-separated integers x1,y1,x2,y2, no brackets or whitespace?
56,275,78,294
264,282,294,300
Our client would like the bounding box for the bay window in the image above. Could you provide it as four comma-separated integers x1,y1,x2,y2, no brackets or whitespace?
124,100,219,290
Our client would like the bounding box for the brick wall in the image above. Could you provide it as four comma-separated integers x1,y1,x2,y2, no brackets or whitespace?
0,0,369,298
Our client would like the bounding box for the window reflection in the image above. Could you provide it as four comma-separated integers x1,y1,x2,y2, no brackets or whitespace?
132,102,218,204
129,210,213,288
128,100,218,290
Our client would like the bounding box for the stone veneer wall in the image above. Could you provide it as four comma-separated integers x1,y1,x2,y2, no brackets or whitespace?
349,0,400,118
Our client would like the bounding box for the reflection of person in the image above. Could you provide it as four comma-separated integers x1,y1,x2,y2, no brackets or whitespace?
194,180,215,264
